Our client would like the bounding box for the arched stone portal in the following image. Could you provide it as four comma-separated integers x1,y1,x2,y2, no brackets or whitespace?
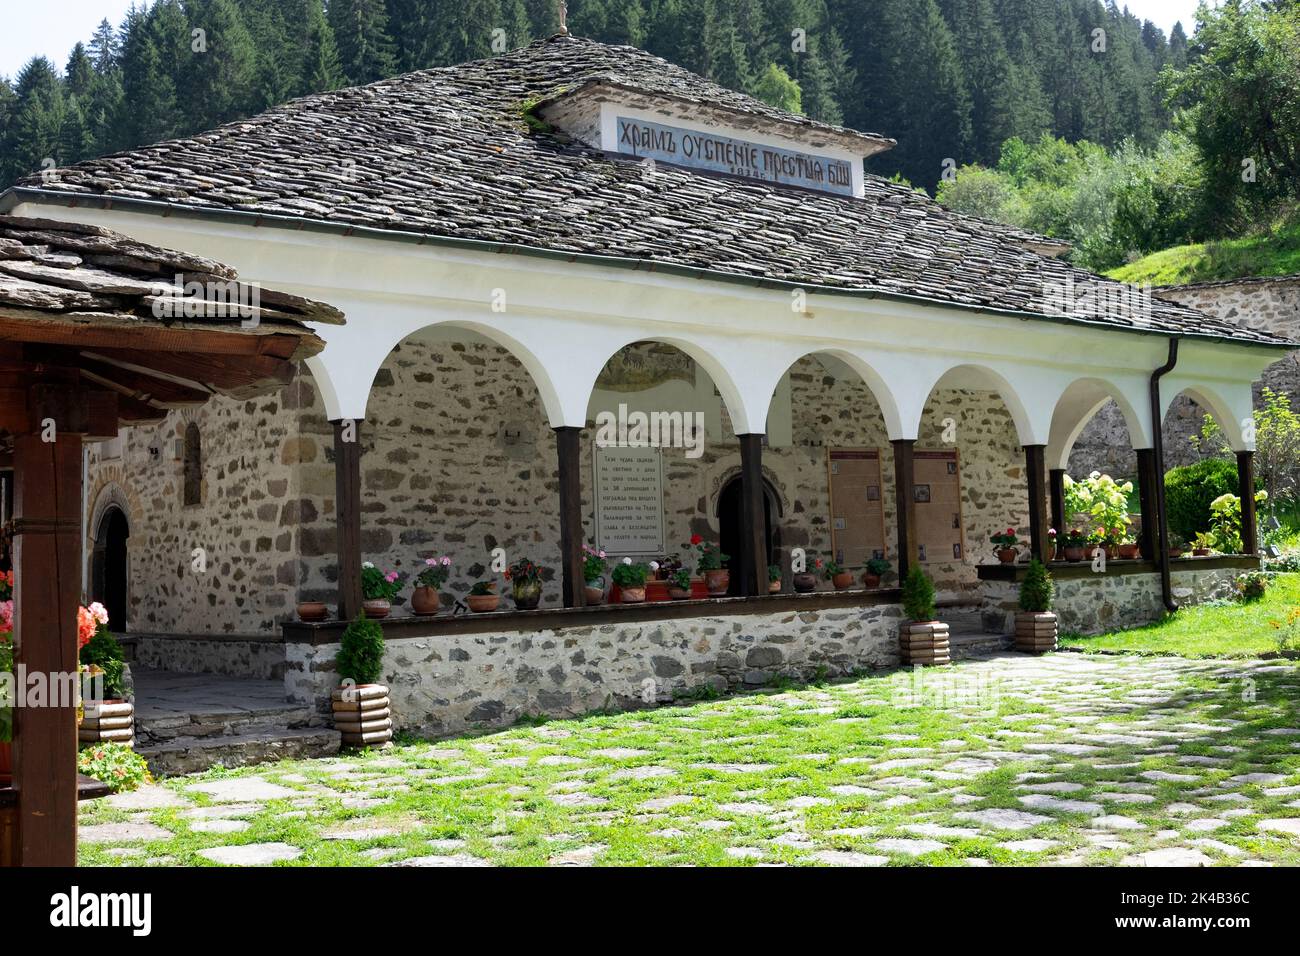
90,505,129,633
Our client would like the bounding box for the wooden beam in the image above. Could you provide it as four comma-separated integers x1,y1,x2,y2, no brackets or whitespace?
78,358,212,406
554,427,587,608
1238,451,1258,555
892,439,918,578
738,435,767,597
1136,450,1159,560
333,420,363,622
1024,445,1049,564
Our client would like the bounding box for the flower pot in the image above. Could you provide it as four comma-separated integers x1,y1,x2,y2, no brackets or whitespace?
899,621,950,666
793,573,817,593
1118,544,1140,560
704,569,729,595
1015,611,1058,655
1105,545,1120,561
79,699,135,746
0,741,11,786
584,584,605,605
333,683,393,748
362,599,390,620
411,586,441,616
768,579,782,594
296,601,328,622
1193,548,1211,557
645,580,670,603
1064,547,1085,562
467,593,500,613
512,581,542,611
620,586,647,604
831,571,855,590
668,586,692,601
996,548,1018,565
1169,548,1186,559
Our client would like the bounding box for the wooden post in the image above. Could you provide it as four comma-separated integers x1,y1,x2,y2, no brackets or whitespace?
892,439,918,578
554,427,586,608
1136,449,1159,560
12,429,83,866
1024,445,1049,564
332,419,363,621
1237,450,1258,555
1049,468,1066,555
738,435,766,597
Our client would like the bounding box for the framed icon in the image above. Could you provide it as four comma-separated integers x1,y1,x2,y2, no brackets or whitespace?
914,484,932,504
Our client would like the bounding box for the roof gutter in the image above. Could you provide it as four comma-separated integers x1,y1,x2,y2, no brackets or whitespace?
2,186,1295,353
1150,338,1180,614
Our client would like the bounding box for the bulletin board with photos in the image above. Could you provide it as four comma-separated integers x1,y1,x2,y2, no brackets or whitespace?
826,448,888,567
913,449,965,563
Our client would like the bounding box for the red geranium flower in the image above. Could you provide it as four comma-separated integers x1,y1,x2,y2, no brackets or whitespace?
690,534,703,545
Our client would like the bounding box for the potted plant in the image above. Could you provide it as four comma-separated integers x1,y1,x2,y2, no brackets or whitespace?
582,544,608,604
824,557,854,590
1015,558,1058,654
793,556,821,593
467,580,500,613
505,557,545,610
1087,526,1110,559
612,560,651,603
990,527,1020,564
0,624,11,786
1191,532,1215,557
899,566,949,666
1117,536,1140,560
667,567,693,600
1047,527,1059,561
332,617,393,749
862,557,891,589
1061,527,1087,562
1168,533,1187,559
79,614,134,747
412,555,451,615
360,562,404,619
767,564,783,594
686,535,730,595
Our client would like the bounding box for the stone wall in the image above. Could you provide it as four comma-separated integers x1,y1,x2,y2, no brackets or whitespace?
1069,277,1300,478
284,601,904,736
980,564,1244,636
120,635,288,681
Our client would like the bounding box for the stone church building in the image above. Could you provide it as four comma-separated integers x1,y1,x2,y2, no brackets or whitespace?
3,34,1291,736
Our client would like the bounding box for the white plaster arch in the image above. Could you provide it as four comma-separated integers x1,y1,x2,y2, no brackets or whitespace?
914,362,1048,446
1046,376,1152,471
756,347,908,441
1161,379,1255,452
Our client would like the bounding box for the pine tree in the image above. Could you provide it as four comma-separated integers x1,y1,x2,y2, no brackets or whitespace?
185,0,260,127
114,7,178,149
88,18,120,73
330,0,397,85
4,57,65,186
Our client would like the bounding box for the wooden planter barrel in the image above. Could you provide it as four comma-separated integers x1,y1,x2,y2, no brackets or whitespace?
79,699,135,747
899,621,950,666
1015,611,1059,654
333,683,393,748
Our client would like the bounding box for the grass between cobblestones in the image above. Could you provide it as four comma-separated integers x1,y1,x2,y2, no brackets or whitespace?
77,652,1300,867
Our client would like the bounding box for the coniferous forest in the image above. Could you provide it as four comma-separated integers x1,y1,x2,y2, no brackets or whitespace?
2,1,1298,273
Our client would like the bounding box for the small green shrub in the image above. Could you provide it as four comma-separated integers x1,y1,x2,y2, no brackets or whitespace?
1019,559,1055,612
1235,571,1268,602
1164,458,1242,541
901,566,936,621
77,742,150,793
80,628,126,699
337,618,385,685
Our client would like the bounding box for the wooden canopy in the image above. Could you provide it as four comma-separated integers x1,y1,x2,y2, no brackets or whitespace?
0,216,343,866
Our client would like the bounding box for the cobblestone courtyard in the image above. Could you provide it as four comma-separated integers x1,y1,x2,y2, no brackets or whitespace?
79,652,1300,867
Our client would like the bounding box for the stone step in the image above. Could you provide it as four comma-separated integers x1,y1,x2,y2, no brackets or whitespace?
138,726,341,777
135,704,322,744
947,630,1013,660
936,606,990,634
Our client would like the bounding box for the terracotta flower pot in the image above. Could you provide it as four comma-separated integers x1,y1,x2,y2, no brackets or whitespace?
1064,547,1085,562
512,581,542,610
996,548,1018,565
411,587,440,616
704,569,729,595
0,741,11,786
1193,548,1211,557
621,586,647,604
861,573,881,589
668,586,692,601
362,599,390,619
296,601,328,622
768,579,782,594
1105,545,1120,560
1118,544,1140,560
584,584,605,605
467,593,500,613
1169,548,1186,559
831,571,855,590
793,573,817,593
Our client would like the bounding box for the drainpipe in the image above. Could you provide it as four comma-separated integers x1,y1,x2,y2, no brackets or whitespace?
1149,338,1180,613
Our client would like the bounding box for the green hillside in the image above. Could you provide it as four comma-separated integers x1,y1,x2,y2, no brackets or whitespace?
1107,215,1300,286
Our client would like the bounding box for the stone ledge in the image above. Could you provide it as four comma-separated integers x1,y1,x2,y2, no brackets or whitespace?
976,555,1259,583
281,588,904,645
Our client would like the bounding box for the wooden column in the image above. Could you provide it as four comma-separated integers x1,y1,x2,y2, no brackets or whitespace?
1049,468,1067,552
738,434,766,597
332,419,363,621
1237,450,1258,555
1024,445,1049,564
1135,449,1159,560
892,439,918,578
12,429,83,866
555,427,586,608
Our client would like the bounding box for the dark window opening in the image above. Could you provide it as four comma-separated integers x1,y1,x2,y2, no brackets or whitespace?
183,422,202,506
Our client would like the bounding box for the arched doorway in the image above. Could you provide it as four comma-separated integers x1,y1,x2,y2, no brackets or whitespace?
91,506,129,632
716,475,779,596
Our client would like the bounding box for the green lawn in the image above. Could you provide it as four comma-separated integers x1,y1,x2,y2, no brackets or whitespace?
1107,215,1300,286
1061,572,1300,658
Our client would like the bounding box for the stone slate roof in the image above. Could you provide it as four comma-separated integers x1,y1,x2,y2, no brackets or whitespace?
10,34,1295,349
